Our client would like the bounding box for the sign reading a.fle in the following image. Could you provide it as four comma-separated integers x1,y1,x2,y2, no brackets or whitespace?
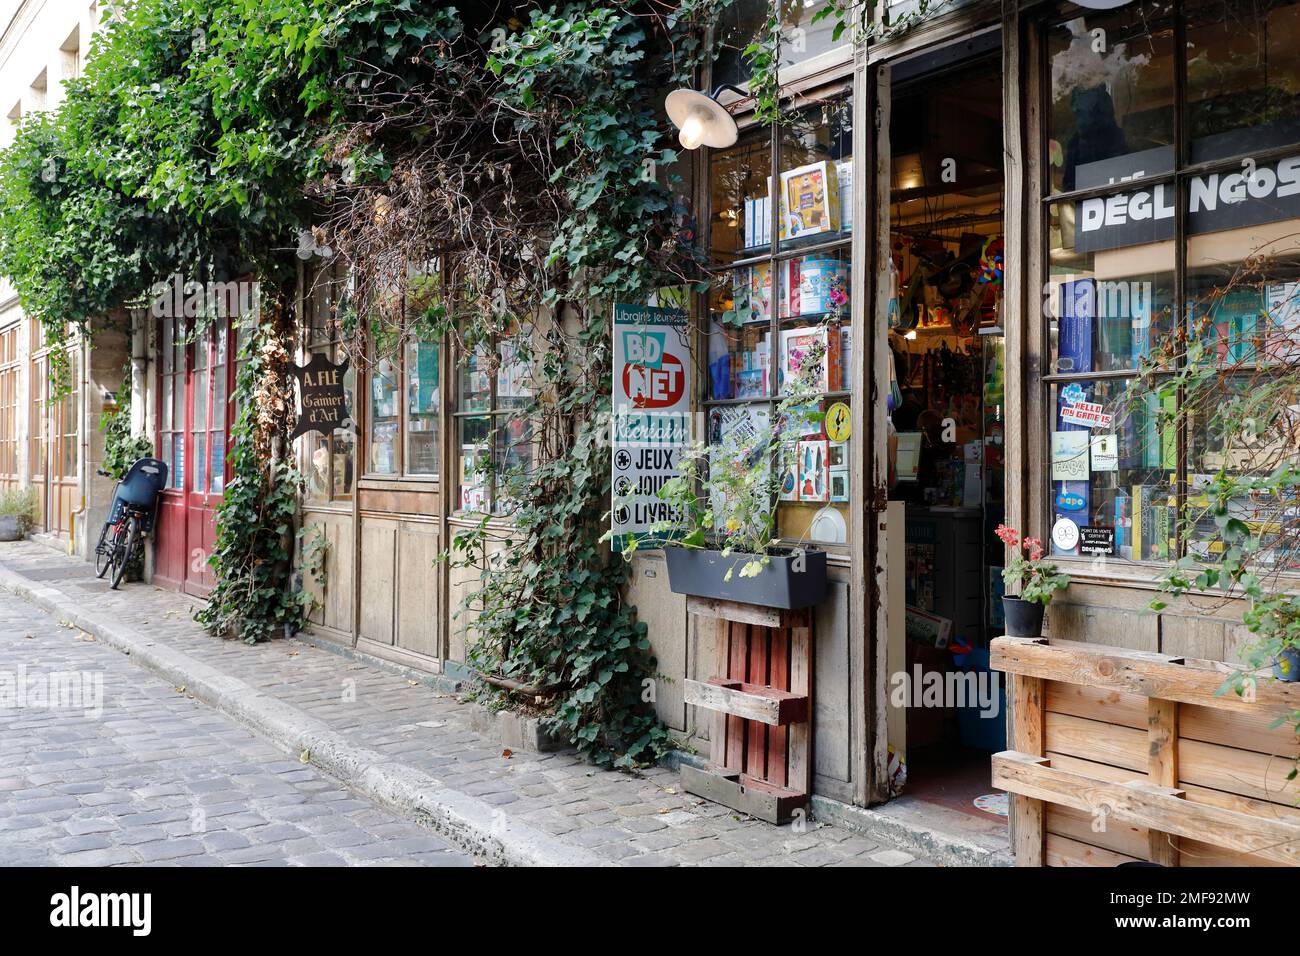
610,303,691,551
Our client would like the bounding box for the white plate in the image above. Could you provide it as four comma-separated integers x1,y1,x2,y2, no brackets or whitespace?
809,506,847,544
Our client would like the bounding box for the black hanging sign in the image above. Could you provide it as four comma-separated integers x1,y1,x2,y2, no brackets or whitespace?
291,353,352,441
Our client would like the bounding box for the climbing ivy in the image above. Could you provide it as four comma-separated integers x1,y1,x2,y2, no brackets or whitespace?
99,364,155,482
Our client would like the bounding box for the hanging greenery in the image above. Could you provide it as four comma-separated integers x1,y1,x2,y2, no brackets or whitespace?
0,0,769,764
100,363,155,481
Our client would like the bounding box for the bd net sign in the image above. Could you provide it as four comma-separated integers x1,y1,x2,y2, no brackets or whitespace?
610,303,691,551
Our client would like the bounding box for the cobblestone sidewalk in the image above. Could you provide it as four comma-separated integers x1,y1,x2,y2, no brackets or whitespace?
0,596,476,867
0,540,934,867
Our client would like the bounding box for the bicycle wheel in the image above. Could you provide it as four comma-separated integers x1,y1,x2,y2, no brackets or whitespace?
110,516,139,590
94,522,114,578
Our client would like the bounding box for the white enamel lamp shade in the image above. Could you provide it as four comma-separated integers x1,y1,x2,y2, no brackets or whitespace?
666,88,739,151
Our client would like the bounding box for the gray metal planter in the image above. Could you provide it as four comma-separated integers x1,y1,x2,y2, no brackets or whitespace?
662,545,827,609
0,515,22,542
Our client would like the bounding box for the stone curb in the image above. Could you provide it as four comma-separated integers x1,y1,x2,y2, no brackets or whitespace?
0,564,605,867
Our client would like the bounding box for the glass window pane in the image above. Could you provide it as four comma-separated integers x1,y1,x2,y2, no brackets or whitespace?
774,398,850,545
405,338,440,476
493,415,535,515
1046,200,1176,373
457,416,491,513
191,433,207,494
333,431,355,498
777,1,845,69
1185,0,1300,162
778,97,852,251
709,268,773,401
1049,379,1173,562
710,126,774,261
172,433,184,489
304,433,329,501
459,350,492,413
712,0,769,89
778,248,850,395
209,432,225,494
496,338,533,411
368,355,399,474
192,338,208,493
1047,4,1176,194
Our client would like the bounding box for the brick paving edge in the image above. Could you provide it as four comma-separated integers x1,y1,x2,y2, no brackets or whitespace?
0,563,605,868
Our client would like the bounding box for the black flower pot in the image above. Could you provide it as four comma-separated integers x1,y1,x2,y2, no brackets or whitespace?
663,545,827,610
1002,596,1044,637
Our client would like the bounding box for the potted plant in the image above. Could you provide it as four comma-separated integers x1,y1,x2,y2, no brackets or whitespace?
0,487,38,542
612,323,834,610
996,524,1070,636
1233,592,1300,683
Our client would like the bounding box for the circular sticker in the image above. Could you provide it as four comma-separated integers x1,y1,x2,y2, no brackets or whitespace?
825,402,851,442
1052,517,1080,552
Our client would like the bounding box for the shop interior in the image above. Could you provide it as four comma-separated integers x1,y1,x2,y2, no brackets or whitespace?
885,46,1009,823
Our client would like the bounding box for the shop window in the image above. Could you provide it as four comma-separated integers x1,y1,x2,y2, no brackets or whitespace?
453,336,535,516
360,271,443,482
300,265,356,501
1039,0,1300,566
706,93,853,547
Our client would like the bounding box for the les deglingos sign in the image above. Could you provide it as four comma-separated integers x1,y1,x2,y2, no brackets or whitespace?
610,301,691,551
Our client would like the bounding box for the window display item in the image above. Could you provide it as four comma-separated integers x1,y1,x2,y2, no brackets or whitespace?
781,161,840,239
836,159,853,233
797,439,830,502
779,326,843,393
799,259,850,316
809,505,847,543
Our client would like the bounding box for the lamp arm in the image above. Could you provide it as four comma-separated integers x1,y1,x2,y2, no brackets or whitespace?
710,84,750,102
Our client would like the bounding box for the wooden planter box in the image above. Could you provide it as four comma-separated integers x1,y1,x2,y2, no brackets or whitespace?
991,636,1300,867
680,596,812,824
663,545,827,610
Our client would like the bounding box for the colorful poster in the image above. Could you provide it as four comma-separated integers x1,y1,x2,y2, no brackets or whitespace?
610,303,691,550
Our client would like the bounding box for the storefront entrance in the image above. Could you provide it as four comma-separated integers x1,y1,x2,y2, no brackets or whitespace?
154,318,234,597
877,37,1010,827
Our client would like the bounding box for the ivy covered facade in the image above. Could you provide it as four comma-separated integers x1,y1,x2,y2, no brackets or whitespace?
3,0,1300,841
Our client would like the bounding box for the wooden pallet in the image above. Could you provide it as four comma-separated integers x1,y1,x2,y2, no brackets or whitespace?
681,597,811,824
991,636,1300,867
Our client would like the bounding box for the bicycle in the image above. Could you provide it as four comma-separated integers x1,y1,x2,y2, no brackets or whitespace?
94,457,168,590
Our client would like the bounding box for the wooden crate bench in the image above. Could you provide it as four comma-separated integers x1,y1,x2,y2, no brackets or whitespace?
991,636,1300,867
680,597,811,824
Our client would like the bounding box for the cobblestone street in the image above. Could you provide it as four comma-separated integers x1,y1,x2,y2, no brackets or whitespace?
0,542,954,867
0,594,478,867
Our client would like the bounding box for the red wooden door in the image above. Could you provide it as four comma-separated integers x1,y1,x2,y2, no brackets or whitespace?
154,319,234,596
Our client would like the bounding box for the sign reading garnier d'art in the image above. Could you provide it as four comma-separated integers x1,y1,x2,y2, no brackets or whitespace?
610,302,691,551
1074,136,1300,253
291,353,352,440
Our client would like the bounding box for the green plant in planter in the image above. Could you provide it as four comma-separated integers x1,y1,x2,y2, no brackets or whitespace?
616,321,834,581
995,524,1070,605
0,486,39,537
